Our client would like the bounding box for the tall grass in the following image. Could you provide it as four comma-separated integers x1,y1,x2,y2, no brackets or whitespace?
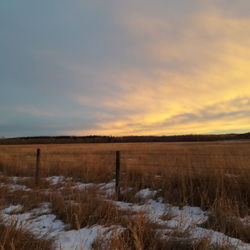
0,141,249,247
0,220,52,250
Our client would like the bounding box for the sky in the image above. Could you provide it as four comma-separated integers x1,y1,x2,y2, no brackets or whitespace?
1,0,250,137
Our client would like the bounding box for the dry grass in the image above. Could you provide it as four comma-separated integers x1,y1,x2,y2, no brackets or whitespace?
92,214,231,250
49,187,134,229
3,189,47,212
0,220,52,250
0,141,250,248
201,197,250,243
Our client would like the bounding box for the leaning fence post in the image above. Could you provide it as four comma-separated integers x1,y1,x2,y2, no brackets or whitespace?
35,148,41,185
115,151,121,200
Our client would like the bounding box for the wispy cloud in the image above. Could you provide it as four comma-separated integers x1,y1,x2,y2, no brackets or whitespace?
1,0,250,136
68,5,250,135
15,106,55,118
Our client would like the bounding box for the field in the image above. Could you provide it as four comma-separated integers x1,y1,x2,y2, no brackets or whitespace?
0,141,250,250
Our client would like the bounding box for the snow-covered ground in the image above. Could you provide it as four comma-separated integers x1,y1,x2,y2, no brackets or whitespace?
0,176,249,250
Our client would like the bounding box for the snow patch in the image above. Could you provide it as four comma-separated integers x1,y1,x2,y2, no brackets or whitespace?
135,188,159,199
240,216,250,226
111,198,250,249
0,203,120,250
8,184,31,191
46,176,71,185
73,182,95,190
1,178,249,250
191,227,249,250
55,225,121,250
0,203,65,237
1,205,23,214
99,181,115,196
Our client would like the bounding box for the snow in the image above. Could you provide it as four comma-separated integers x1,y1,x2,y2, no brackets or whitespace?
112,199,250,249
99,181,115,196
240,216,250,226
0,176,31,191
0,182,31,192
9,176,31,182
31,203,51,215
1,204,23,214
8,184,31,191
0,202,120,250
69,180,116,197
135,188,159,199
73,182,95,190
46,176,115,197
113,199,207,229
0,203,65,238
0,207,121,250
46,176,72,185
0,176,250,250
225,173,240,178
55,225,119,250
191,227,250,250
155,174,163,178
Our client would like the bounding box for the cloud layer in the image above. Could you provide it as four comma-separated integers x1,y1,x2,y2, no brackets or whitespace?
1,0,250,136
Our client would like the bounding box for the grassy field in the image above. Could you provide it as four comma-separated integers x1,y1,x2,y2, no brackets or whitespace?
0,141,250,249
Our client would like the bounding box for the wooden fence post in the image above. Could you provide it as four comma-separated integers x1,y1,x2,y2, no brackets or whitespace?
35,148,41,185
115,151,121,200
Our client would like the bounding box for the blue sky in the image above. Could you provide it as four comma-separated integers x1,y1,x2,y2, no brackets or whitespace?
1,0,250,137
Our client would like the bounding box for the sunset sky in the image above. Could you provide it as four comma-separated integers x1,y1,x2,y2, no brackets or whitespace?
1,0,250,137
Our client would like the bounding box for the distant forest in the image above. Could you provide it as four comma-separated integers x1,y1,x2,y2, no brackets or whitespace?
0,133,250,145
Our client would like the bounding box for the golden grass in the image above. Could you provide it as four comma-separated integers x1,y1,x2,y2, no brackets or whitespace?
0,141,250,248
92,213,232,250
0,220,52,250
49,187,136,230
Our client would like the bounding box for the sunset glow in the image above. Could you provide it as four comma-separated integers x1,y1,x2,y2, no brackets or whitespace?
1,1,250,136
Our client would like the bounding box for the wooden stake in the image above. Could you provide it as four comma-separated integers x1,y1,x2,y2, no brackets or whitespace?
115,151,121,200
35,148,41,185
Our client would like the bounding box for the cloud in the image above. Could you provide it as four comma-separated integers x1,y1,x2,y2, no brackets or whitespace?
14,106,55,118
68,96,250,136
1,0,250,136
68,4,250,135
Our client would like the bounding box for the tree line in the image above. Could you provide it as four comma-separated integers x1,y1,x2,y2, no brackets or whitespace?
0,133,250,145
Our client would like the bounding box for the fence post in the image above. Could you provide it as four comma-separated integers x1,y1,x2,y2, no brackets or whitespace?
115,151,121,200
35,148,41,185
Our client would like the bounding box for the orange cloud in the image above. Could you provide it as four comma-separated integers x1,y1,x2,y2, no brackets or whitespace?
70,6,250,135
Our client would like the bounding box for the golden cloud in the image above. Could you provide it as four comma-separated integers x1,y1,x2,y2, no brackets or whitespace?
71,6,250,135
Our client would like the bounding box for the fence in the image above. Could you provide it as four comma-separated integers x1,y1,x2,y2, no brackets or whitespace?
24,147,250,200
1,145,250,200
33,148,122,199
